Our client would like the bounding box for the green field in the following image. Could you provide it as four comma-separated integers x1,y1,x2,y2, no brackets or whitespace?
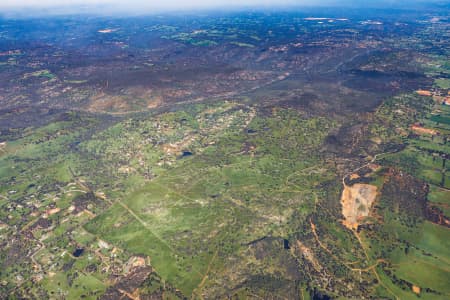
83,105,335,294
435,78,450,89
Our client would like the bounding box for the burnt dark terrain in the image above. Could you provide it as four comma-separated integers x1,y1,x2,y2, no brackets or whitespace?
0,10,443,126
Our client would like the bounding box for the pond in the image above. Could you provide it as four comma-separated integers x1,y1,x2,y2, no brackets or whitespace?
73,248,84,257
181,151,193,157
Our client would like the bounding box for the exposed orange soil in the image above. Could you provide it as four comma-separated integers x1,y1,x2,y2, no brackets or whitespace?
45,207,60,216
341,184,378,230
118,288,140,300
412,285,421,294
411,124,439,135
124,256,146,273
444,97,450,106
350,173,360,180
416,90,432,96
310,219,333,257
296,240,322,272
368,163,381,172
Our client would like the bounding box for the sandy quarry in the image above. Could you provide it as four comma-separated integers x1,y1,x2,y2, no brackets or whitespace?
341,183,378,230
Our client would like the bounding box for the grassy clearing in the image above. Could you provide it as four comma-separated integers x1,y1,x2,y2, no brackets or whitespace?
435,78,450,89
42,271,106,300
395,252,450,293
83,106,336,296
430,114,450,125
416,222,450,263
381,219,450,296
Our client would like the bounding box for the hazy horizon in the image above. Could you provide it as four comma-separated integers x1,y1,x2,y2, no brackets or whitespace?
1,0,448,15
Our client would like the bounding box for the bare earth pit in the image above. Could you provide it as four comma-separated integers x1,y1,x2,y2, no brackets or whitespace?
341,183,378,230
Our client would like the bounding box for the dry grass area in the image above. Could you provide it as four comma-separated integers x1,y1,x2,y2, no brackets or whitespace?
295,240,322,272
87,92,131,112
161,135,196,156
341,183,378,230
87,87,162,113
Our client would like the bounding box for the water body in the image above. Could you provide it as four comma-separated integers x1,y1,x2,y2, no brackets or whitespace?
73,248,84,257
182,151,193,157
